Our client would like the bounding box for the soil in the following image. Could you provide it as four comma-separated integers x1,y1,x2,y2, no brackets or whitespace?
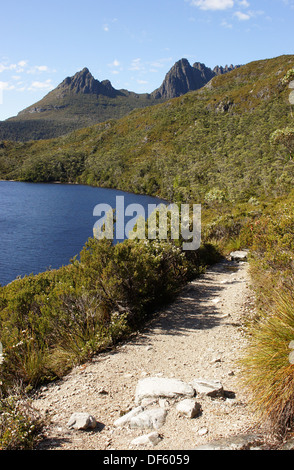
32,257,263,451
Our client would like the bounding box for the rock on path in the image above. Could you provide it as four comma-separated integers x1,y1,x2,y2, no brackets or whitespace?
33,258,263,450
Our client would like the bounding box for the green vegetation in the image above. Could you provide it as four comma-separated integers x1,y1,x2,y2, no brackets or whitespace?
0,391,43,450
0,236,219,390
1,54,294,448
0,231,219,449
238,193,294,437
1,55,294,205
0,90,163,142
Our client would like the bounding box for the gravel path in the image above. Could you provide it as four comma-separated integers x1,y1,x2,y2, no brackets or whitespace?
33,258,261,450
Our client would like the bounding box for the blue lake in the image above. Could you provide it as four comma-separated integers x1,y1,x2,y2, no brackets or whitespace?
0,181,165,286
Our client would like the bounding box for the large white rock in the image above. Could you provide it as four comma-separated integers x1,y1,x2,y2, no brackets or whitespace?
190,378,224,398
130,408,167,430
176,399,201,418
135,377,195,404
230,250,248,261
67,412,97,430
113,406,144,428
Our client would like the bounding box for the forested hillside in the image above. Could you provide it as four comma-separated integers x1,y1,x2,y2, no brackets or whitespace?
1,55,293,206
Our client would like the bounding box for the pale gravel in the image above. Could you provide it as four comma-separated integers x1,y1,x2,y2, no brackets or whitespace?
33,258,263,450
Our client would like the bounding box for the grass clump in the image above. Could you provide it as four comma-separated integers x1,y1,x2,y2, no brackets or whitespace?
240,194,294,437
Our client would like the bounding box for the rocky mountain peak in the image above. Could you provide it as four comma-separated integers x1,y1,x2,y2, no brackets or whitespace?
57,68,118,97
151,59,240,100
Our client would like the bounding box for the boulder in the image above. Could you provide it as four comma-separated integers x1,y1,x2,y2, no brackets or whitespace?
190,378,224,398
135,377,195,404
176,399,201,418
113,406,144,428
67,412,97,430
129,408,167,430
230,251,248,262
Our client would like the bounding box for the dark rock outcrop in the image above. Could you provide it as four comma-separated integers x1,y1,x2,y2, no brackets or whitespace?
56,67,121,98
152,59,240,100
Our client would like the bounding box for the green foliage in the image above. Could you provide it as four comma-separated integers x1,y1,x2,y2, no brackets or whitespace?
1,54,294,445
0,391,43,450
240,194,294,435
0,233,218,393
282,68,294,85
0,91,163,142
270,127,294,160
1,55,294,204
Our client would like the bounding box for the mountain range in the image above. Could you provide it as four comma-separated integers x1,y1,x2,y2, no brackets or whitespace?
1,54,293,206
0,59,240,141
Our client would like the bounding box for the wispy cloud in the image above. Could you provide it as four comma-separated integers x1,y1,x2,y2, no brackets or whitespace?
234,10,250,20
0,81,15,91
28,79,53,91
129,58,144,71
189,0,234,10
0,59,55,96
187,0,268,27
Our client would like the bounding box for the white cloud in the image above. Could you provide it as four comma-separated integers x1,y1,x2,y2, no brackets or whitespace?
237,0,249,6
234,10,250,20
189,0,234,10
0,81,15,90
110,59,120,67
35,65,48,72
28,79,53,91
18,60,27,68
26,65,50,74
0,63,17,73
129,58,144,71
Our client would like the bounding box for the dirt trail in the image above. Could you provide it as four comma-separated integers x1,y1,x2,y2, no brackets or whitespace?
33,258,261,450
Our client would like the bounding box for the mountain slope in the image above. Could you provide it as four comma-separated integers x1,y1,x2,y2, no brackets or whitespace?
0,59,239,142
1,54,293,206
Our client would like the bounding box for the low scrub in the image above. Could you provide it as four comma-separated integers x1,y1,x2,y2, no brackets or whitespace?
0,237,218,391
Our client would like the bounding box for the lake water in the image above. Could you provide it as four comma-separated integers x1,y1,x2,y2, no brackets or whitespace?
0,181,166,286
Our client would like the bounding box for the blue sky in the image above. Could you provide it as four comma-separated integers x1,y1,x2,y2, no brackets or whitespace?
0,0,293,120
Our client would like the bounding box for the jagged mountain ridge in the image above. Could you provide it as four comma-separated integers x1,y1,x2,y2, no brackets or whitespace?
151,59,239,100
0,59,240,141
